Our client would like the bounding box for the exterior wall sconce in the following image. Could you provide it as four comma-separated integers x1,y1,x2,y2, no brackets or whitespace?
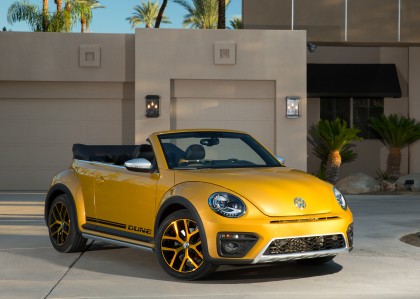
307,42,317,53
285,96,300,118
145,95,160,118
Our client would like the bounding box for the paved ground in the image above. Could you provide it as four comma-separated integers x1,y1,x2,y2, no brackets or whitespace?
1,192,420,299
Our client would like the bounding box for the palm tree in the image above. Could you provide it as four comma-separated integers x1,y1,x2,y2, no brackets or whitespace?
55,0,63,12
310,119,362,184
217,0,225,29
127,0,170,29
228,16,243,29
308,126,358,180
8,0,42,31
7,0,70,32
369,114,420,182
174,0,229,29
154,0,169,28
43,0,49,30
75,0,104,32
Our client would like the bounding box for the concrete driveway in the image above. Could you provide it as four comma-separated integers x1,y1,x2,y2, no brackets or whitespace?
1,192,419,299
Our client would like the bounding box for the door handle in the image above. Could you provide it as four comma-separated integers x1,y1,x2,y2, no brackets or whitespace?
97,176,105,184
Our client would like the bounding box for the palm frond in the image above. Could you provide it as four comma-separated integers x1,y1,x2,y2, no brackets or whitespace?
127,0,170,28
7,0,43,31
369,114,420,149
228,16,243,29
174,0,229,29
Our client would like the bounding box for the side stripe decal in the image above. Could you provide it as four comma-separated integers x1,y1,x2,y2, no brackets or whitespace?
86,216,126,229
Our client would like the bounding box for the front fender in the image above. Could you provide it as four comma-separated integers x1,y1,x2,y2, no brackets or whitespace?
156,182,263,260
45,168,86,231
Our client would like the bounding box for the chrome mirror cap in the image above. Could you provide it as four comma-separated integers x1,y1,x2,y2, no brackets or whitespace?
125,158,152,172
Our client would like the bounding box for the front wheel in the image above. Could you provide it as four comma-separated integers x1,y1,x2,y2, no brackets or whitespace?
48,194,87,253
155,210,217,280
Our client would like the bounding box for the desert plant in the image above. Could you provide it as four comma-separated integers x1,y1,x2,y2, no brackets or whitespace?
308,119,362,184
369,114,420,182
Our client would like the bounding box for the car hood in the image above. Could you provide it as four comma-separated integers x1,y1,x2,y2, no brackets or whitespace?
175,167,334,217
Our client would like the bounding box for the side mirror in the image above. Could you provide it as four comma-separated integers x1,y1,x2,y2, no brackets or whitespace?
276,155,286,166
124,158,152,172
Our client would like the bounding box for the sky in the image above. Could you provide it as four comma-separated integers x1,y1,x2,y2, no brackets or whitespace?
0,0,242,33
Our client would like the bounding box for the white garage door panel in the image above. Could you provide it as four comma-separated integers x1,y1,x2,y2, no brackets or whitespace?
0,98,125,190
172,97,275,151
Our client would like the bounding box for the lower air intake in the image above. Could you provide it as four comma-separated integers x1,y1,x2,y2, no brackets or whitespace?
264,234,346,255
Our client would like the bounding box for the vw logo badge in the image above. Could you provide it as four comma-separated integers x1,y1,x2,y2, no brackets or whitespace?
294,197,306,209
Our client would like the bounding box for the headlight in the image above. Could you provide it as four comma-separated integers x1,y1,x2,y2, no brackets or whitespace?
333,187,347,210
208,192,246,218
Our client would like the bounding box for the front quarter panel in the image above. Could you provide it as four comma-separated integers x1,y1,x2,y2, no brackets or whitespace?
158,182,265,260
45,167,87,231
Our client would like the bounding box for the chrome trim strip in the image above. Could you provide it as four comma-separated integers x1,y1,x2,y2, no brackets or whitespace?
252,232,349,264
82,233,154,252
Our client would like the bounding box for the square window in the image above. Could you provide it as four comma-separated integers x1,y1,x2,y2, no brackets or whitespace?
320,97,384,140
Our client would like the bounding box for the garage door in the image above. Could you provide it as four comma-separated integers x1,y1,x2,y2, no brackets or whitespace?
0,97,133,191
171,80,276,151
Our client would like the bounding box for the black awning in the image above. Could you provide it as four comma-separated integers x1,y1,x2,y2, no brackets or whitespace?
307,64,402,98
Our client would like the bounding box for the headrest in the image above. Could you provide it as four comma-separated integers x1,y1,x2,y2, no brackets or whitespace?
185,144,205,160
132,144,154,162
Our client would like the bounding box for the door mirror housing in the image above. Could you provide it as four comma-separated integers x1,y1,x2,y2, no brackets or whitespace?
125,158,152,172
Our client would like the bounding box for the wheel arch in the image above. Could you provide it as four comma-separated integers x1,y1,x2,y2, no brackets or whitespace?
45,169,86,231
45,184,74,224
154,196,210,259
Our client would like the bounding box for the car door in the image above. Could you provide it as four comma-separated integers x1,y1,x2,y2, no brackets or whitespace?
93,163,159,241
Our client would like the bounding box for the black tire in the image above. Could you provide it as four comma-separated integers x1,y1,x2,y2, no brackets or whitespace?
295,256,335,265
155,209,217,280
47,194,87,253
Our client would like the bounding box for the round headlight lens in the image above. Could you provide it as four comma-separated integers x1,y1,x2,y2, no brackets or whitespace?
333,187,347,210
208,192,246,218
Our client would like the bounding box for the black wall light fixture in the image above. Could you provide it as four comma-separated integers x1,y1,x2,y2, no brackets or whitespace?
145,95,160,118
285,96,300,118
307,42,317,53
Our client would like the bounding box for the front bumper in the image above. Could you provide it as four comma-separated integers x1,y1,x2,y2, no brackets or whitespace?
204,215,353,264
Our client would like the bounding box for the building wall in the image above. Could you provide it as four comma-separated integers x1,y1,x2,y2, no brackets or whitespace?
306,46,413,177
0,30,308,189
243,1,420,176
243,0,420,43
409,48,420,173
0,32,135,190
135,29,308,171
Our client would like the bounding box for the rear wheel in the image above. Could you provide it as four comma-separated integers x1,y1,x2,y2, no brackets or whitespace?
48,194,87,253
295,256,335,265
155,210,217,280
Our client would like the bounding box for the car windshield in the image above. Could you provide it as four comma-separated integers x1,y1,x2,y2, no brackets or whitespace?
158,131,282,169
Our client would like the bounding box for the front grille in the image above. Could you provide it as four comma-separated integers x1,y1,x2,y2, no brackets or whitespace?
264,234,346,255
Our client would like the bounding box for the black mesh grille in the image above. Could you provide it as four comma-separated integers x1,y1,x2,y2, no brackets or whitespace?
264,234,346,255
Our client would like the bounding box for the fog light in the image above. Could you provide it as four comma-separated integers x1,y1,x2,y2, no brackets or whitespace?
218,233,258,258
224,241,240,253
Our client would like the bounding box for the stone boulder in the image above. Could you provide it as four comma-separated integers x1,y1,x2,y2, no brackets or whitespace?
395,174,420,191
336,173,380,195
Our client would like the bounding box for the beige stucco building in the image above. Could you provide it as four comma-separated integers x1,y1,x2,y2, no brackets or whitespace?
0,29,307,190
243,0,420,178
1,0,420,190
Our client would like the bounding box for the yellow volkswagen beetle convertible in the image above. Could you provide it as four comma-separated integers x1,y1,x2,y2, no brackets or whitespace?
45,129,353,280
